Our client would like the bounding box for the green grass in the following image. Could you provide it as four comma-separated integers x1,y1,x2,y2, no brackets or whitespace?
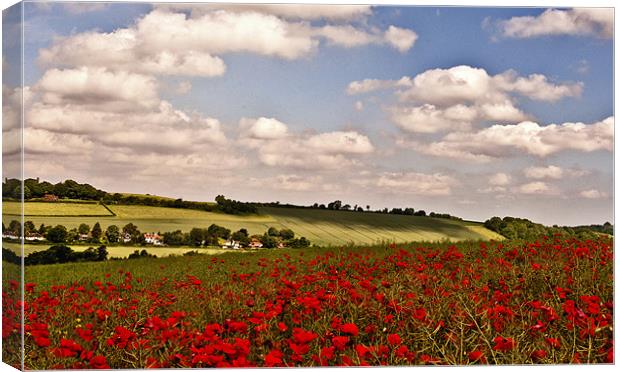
3,201,113,216
3,203,503,246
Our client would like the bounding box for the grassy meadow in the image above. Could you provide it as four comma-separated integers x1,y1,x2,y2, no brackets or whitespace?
2,202,502,246
3,201,113,216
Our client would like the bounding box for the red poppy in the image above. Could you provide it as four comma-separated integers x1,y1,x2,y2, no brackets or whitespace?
531,350,547,361
545,337,561,349
331,336,349,350
492,336,515,352
264,350,283,367
292,328,318,344
468,350,485,363
387,333,401,346
89,356,110,369
340,323,359,337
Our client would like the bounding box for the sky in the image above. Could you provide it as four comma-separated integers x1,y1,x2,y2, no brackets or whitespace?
2,1,614,226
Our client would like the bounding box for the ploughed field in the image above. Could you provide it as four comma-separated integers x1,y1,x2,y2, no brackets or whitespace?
2,202,502,246
2,237,613,368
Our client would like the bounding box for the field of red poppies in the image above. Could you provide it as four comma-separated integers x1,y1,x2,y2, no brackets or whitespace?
2,236,614,368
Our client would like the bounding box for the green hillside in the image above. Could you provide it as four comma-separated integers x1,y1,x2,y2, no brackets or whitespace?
2,202,503,246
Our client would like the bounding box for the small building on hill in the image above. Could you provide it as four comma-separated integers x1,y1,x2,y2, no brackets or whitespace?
25,232,45,242
42,194,59,202
222,239,241,250
144,233,163,245
248,238,263,249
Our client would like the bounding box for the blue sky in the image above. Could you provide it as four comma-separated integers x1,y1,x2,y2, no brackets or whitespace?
3,2,614,225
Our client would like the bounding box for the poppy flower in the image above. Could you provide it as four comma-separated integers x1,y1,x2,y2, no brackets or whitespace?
387,334,401,346
468,350,485,363
531,350,547,361
492,336,515,352
340,323,359,336
89,356,110,369
331,336,349,350
264,350,283,367
545,337,561,349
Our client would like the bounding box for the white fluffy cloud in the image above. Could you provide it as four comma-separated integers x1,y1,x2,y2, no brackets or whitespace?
63,3,108,14
23,128,95,155
514,181,556,195
29,100,228,152
39,8,417,78
346,77,412,95
389,104,478,133
239,118,374,170
241,117,289,140
3,85,33,132
523,165,588,180
493,69,583,102
156,4,373,21
579,189,608,199
524,165,564,179
384,26,418,53
498,8,613,39
489,173,511,186
356,172,456,196
249,174,334,192
348,65,581,133
36,67,160,111
306,131,375,154
403,117,613,162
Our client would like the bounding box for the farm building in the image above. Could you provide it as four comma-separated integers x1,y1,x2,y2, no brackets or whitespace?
2,232,19,240
25,232,45,242
42,194,59,202
121,233,132,244
144,233,163,245
222,239,241,249
248,238,263,249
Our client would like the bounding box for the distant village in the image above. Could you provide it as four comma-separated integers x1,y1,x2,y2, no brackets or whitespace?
2,219,311,250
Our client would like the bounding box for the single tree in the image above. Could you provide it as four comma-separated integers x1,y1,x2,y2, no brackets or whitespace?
78,223,90,235
91,222,102,241
46,225,68,243
105,225,120,243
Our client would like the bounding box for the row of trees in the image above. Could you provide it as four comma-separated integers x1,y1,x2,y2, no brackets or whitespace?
166,225,310,249
261,200,461,220
24,245,107,265
2,246,207,266
3,178,259,215
483,216,612,240
4,220,139,244
4,219,311,249
3,178,106,200
102,194,257,214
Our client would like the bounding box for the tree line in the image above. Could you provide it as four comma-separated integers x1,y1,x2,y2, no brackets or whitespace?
258,200,462,220
3,178,258,215
3,219,310,249
483,216,613,240
3,178,106,200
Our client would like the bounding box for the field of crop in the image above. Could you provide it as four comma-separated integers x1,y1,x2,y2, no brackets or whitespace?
3,201,113,217
2,237,613,368
2,242,230,259
2,203,501,246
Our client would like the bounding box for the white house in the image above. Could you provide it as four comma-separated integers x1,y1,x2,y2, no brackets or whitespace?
25,233,45,242
144,233,163,245
222,239,241,250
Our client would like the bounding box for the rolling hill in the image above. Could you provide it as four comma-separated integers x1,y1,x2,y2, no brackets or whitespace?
2,201,503,246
